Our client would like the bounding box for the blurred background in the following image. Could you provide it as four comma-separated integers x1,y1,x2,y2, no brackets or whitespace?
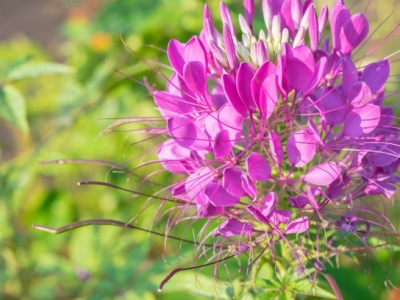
1,0,400,299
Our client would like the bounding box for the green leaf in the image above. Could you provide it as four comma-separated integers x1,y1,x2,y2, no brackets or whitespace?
6,62,74,81
0,84,29,132
290,279,336,299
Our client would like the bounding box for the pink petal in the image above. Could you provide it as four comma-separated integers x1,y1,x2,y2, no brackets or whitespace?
270,210,291,225
183,61,206,95
285,216,309,234
246,205,270,224
241,174,257,197
246,152,271,182
339,13,369,55
185,167,214,204
259,75,278,119
360,60,390,95
213,130,232,158
308,4,318,51
304,162,341,186
317,87,348,126
223,24,238,70
268,130,283,165
205,103,243,145
205,183,240,207
154,91,193,117
287,129,318,167
285,45,315,92
251,61,277,109
330,2,351,51
158,139,197,174
220,2,236,36
237,62,256,111
215,218,252,237
222,74,248,117
167,39,185,76
306,186,321,209
244,0,255,26
344,104,381,137
288,195,308,208
168,116,210,150
184,36,207,69
341,56,358,97
223,168,248,197
260,192,277,216
348,82,372,107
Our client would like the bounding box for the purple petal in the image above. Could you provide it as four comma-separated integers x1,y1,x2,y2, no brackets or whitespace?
260,192,277,216
158,139,198,174
223,168,248,197
168,116,210,150
220,2,236,36
308,4,318,51
259,75,278,119
244,0,255,26
305,55,328,94
318,5,329,39
205,183,240,207
246,152,271,182
287,129,318,167
306,186,320,209
183,61,206,95
341,56,358,97
251,61,277,109
211,86,228,110
185,167,215,204
361,141,400,167
241,174,257,198
304,162,341,186
223,24,238,70
288,195,309,208
360,60,390,95
326,174,349,199
197,202,224,218
268,130,283,165
348,81,372,107
222,74,248,117
246,205,270,224
184,36,207,69
167,39,185,76
344,104,381,137
154,91,193,118
317,87,348,126
339,13,369,55
237,62,256,111
213,130,232,158
205,103,243,145
285,216,309,234
330,2,351,51
215,218,252,237
285,45,315,92
270,210,292,225
202,4,213,25
256,40,268,66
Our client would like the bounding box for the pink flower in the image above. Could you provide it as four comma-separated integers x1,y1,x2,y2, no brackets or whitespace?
146,0,400,291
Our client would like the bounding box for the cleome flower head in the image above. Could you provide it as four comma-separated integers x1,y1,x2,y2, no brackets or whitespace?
145,0,400,292
34,0,400,297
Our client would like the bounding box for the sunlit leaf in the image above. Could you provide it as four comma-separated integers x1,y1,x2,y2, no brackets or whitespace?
6,62,74,81
290,279,336,299
0,84,28,132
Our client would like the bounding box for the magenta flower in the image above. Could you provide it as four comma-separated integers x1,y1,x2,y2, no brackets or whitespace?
148,0,400,292
34,0,400,297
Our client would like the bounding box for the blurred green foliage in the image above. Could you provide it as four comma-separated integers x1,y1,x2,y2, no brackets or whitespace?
1,0,400,299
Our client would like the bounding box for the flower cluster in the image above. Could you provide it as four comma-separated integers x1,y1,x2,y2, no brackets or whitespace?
144,0,400,287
